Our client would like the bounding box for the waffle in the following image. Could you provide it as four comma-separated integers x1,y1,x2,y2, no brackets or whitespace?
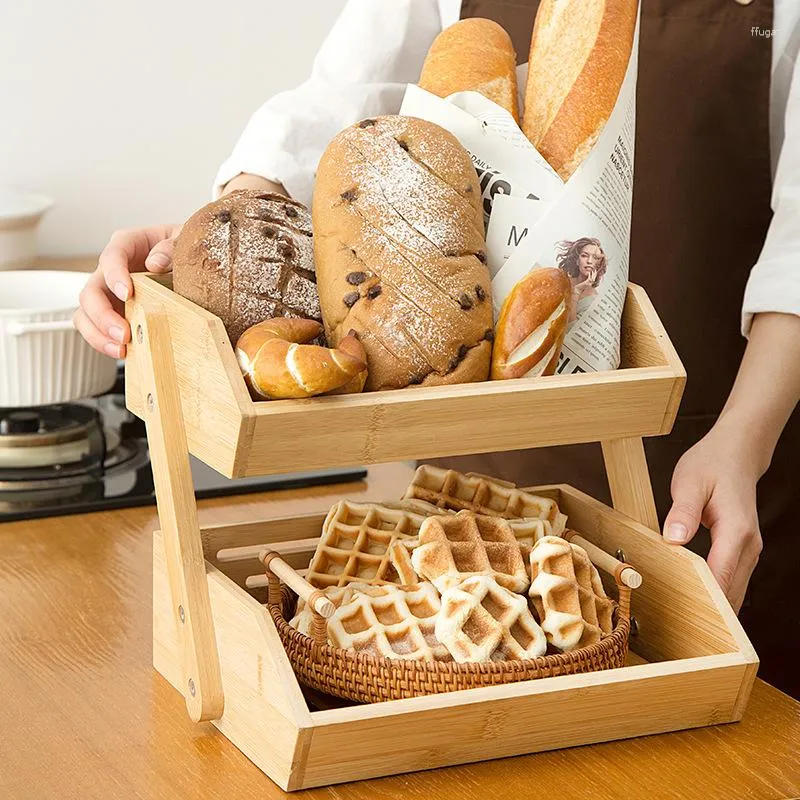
289,584,365,636
528,535,615,652
381,498,455,516
507,517,555,563
326,582,452,662
388,539,420,585
436,575,547,662
306,501,429,589
410,511,530,593
404,465,568,532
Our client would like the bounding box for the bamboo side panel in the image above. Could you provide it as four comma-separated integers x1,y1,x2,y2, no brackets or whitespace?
153,530,309,791
549,485,746,663
126,275,253,478
300,658,749,789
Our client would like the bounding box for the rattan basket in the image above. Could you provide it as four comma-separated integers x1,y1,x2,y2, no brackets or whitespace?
263,551,632,703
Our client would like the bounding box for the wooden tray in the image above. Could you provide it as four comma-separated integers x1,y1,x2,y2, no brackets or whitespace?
125,276,757,791
152,485,758,791
125,274,685,480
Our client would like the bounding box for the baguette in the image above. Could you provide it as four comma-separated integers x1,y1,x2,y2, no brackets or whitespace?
491,268,572,380
522,0,638,179
419,18,519,121
236,318,367,400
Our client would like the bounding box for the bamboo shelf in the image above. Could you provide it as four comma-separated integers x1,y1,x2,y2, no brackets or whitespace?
125,274,757,792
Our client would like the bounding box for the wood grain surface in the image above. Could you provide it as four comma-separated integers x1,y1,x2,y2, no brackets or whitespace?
0,462,798,800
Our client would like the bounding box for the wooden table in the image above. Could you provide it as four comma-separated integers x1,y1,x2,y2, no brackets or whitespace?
0,462,798,800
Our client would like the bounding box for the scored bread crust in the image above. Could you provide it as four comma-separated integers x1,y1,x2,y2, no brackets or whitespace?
419,18,520,121
172,190,320,343
523,0,638,179
312,115,493,391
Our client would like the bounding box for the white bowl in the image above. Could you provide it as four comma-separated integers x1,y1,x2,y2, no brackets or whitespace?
0,190,54,269
0,270,118,407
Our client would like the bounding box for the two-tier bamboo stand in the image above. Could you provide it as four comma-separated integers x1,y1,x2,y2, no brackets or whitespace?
125,274,758,791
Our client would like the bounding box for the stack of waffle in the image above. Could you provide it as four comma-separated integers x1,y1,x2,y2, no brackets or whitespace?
288,466,616,664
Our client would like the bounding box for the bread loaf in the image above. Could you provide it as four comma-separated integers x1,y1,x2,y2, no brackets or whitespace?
491,268,571,380
419,18,519,121
235,318,367,400
522,0,638,179
312,115,493,391
172,190,320,343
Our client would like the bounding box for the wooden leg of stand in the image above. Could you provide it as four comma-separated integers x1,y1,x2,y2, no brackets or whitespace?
601,437,660,532
132,310,224,722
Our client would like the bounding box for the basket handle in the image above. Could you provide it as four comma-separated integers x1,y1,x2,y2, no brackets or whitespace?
563,532,642,589
131,309,224,723
260,550,335,647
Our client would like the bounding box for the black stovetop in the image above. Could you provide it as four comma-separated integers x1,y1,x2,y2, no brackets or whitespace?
0,370,366,523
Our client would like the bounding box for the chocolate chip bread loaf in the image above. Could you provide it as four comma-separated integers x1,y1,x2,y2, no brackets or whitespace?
312,116,493,391
172,190,320,343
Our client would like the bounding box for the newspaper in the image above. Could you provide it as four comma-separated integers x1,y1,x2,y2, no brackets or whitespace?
399,15,640,375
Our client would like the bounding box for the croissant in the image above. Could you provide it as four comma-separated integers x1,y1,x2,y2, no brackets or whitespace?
235,318,367,400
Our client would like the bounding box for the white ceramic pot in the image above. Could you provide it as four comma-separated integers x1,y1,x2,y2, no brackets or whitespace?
0,270,118,407
0,190,54,269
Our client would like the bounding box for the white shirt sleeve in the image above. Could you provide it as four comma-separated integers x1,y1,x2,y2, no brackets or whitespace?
742,48,800,336
212,0,442,207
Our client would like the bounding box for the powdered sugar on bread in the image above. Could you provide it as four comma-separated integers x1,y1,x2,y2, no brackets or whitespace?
313,116,493,390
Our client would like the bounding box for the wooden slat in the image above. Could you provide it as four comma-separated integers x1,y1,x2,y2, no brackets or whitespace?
300,656,749,788
601,436,660,530
245,368,678,477
130,310,223,723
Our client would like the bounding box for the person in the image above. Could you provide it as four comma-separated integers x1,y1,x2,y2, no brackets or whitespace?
555,237,606,322
75,0,800,697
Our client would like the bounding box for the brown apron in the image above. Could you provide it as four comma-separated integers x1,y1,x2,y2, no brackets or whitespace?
446,0,800,698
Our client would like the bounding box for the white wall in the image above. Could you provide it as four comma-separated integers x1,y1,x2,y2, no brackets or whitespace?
0,0,346,256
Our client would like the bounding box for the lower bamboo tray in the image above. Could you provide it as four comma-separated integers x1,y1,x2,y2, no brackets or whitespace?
153,484,758,791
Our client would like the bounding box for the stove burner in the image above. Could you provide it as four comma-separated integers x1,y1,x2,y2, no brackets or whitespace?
0,404,107,477
0,404,101,448
0,411,41,435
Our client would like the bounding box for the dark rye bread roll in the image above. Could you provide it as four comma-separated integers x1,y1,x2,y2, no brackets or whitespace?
312,116,493,391
172,190,320,343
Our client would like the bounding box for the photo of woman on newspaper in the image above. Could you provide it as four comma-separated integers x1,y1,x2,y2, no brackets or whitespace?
556,237,608,323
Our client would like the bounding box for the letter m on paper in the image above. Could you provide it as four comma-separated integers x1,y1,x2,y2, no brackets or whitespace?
507,225,529,247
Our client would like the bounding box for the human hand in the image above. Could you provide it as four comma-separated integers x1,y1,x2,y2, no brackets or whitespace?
662,418,763,612
74,224,181,358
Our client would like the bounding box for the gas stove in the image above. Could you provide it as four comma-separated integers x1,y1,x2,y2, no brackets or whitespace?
0,370,365,522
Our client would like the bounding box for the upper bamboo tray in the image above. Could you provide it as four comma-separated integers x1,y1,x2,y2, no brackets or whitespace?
125,275,685,479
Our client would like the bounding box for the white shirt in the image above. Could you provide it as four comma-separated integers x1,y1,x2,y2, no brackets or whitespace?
214,0,800,337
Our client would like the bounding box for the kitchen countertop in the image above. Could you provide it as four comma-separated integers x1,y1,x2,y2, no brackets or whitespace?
1,462,798,800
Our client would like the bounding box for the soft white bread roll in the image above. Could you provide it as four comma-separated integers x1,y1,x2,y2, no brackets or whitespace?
236,318,367,400
419,18,520,121
522,0,638,179
491,268,572,380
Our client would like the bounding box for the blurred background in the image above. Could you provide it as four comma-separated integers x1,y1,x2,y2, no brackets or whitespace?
0,0,346,256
